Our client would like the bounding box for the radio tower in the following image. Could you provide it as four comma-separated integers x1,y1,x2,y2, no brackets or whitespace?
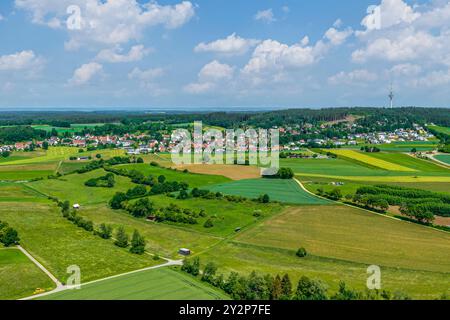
388,83,394,109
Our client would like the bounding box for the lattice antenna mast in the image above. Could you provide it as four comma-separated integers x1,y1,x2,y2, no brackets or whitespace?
388,83,394,109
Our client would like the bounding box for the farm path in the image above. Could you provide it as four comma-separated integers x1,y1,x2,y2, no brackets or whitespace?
19,257,182,300
17,245,63,288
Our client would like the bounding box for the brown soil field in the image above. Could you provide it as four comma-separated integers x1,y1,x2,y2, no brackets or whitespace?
172,164,261,180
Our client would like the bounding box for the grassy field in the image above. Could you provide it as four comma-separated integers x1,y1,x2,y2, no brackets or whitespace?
0,182,50,202
199,241,450,299
0,201,160,284
27,169,136,205
209,179,330,205
40,267,228,300
199,205,450,299
79,203,222,258
147,195,284,236
435,154,450,165
117,163,231,188
0,248,55,300
327,150,416,171
0,162,58,181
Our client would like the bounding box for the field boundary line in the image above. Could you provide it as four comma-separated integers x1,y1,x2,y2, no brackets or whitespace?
294,178,450,234
17,245,63,288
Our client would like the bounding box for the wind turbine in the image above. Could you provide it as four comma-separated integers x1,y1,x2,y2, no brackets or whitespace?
388,83,394,109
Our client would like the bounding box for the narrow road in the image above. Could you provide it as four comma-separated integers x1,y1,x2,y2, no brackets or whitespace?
20,257,182,300
17,245,63,289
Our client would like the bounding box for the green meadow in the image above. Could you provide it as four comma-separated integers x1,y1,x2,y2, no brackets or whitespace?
0,201,159,284
40,267,228,300
28,169,136,205
0,248,55,300
199,205,450,299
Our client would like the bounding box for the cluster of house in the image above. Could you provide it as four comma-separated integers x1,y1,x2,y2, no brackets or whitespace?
1,133,172,155
348,127,433,145
279,125,434,151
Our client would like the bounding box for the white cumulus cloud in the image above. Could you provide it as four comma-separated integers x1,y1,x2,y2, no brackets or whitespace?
185,60,234,94
15,0,196,49
96,45,150,63
68,62,103,86
0,50,43,71
194,33,260,56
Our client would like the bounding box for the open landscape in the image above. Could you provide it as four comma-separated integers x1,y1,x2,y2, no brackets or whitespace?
0,107,448,301
1,0,450,309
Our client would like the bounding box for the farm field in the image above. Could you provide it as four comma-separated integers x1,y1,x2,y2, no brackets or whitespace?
0,147,125,167
197,204,450,299
209,179,330,205
428,125,450,136
296,173,450,183
0,201,159,283
367,152,448,172
345,141,438,152
327,149,416,171
236,205,450,272
199,241,450,299
0,162,58,181
0,182,49,202
435,154,450,165
27,169,136,205
281,157,391,176
0,248,55,300
117,163,231,188
172,164,261,180
39,267,228,300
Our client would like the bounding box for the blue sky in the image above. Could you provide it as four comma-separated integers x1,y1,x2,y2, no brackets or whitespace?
0,0,449,109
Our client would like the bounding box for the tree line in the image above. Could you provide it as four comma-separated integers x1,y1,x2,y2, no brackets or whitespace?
180,257,428,300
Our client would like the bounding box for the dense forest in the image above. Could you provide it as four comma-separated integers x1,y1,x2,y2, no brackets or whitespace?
0,108,448,141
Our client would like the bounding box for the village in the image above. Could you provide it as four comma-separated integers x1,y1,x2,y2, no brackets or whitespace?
0,124,436,158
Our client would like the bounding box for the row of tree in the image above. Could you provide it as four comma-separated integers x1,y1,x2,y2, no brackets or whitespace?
181,257,417,300
58,200,146,254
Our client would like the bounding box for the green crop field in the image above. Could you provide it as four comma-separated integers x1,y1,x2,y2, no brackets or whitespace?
117,163,231,188
345,141,438,152
39,267,228,300
199,205,450,299
435,154,450,165
0,162,58,181
328,150,416,171
0,248,55,300
367,153,448,172
209,179,330,205
27,169,136,205
281,158,385,176
429,125,450,136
